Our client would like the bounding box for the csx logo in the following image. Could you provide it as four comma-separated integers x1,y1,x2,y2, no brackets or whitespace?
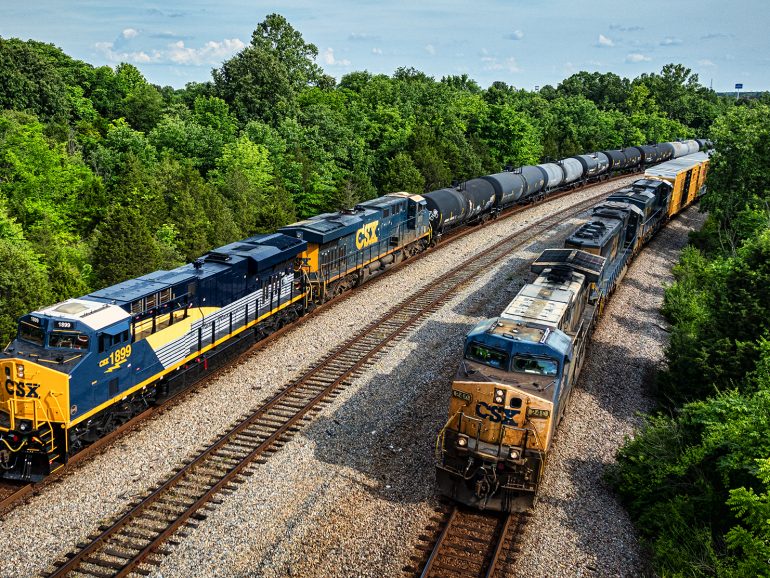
4,379,40,399
355,221,379,250
475,401,520,425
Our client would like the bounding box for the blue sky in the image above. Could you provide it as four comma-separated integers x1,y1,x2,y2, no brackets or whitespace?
1,0,767,91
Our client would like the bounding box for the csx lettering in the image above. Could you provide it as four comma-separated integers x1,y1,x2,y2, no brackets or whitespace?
475,401,520,425
4,379,40,399
355,221,379,250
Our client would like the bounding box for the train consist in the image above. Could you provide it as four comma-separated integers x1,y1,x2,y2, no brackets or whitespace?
434,150,710,512
0,139,705,481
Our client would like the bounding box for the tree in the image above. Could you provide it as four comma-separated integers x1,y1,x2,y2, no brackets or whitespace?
250,13,324,90
0,202,51,344
91,206,162,287
380,152,424,194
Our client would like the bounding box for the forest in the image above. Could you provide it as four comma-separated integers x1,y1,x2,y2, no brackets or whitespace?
0,14,728,344
0,14,768,575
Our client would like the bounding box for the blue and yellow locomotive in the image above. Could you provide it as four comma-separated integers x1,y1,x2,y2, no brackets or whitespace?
0,192,431,480
435,151,711,511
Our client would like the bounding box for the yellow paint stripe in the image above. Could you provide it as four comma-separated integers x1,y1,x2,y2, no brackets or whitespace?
69,293,306,427
144,307,219,349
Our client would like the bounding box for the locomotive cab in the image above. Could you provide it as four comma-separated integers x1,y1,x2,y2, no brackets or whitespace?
436,318,573,511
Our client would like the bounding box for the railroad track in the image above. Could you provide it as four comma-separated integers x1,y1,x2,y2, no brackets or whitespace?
42,189,610,577
0,174,636,521
411,505,528,578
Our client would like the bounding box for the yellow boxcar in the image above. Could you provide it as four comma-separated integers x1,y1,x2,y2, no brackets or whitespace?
645,152,710,217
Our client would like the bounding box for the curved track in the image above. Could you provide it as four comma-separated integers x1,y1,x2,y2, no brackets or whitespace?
0,173,636,519
43,187,614,577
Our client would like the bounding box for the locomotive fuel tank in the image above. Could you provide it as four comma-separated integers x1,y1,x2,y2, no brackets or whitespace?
481,171,527,207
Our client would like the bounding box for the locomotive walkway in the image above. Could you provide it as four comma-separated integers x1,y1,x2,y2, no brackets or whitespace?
43,189,613,577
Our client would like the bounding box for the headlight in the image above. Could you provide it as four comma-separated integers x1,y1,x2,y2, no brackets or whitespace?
18,421,30,432
456,435,468,448
16,364,24,378
494,388,505,404
509,448,520,460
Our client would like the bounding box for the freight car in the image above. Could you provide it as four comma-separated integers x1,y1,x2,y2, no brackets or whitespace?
423,139,704,236
434,151,710,512
0,139,704,482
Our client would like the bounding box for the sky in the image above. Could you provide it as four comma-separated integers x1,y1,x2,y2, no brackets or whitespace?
1,0,767,92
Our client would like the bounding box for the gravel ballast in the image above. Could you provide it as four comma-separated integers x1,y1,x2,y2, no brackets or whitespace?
0,177,673,578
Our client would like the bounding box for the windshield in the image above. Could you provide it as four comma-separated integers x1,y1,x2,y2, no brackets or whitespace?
19,321,44,346
49,331,90,350
512,355,558,376
465,342,509,370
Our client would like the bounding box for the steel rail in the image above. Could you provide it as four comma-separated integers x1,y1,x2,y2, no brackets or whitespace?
46,187,612,577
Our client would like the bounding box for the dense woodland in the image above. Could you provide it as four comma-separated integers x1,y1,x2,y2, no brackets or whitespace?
0,15,768,575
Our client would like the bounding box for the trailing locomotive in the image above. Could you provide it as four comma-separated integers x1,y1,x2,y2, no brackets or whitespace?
0,139,705,482
0,191,430,480
434,151,710,512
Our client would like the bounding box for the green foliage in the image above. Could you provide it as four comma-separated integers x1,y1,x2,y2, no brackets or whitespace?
91,205,162,287
612,99,770,576
0,19,739,358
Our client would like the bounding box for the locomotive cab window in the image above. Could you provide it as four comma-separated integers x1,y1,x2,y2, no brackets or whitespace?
49,331,90,350
512,355,557,376
465,342,509,369
19,321,44,346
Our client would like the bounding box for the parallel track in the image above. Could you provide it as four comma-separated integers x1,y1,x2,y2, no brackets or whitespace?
44,188,613,577
0,174,636,519
414,506,528,578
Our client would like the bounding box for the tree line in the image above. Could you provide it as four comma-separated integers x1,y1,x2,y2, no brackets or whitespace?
0,14,731,346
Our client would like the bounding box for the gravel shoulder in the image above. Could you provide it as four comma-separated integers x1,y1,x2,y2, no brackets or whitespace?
0,178,640,578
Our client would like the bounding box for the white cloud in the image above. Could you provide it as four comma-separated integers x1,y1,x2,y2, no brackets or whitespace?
698,59,716,67
660,37,682,46
598,34,614,47
626,53,651,63
482,56,520,73
507,30,524,40
95,41,157,63
166,38,245,65
122,28,139,39
425,44,436,55
95,37,244,66
321,47,351,66
372,47,383,55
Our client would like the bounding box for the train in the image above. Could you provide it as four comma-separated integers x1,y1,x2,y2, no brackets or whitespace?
0,139,707,481
434,150,710,512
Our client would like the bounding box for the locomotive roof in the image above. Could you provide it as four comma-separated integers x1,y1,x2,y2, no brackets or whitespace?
33,299,129,331
467,318,572,360
88,233,305,305
280,195,404,244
